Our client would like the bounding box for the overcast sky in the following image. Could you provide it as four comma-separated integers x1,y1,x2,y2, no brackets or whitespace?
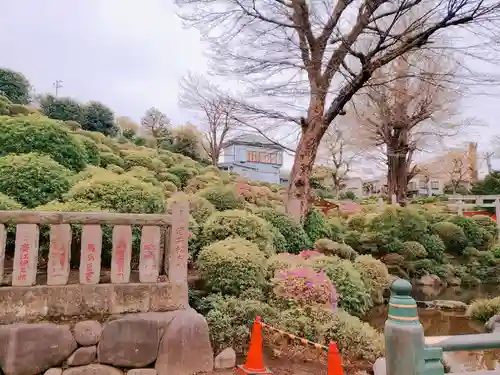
1,0,499,173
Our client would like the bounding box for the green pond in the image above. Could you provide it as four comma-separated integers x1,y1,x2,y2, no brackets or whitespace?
365,284,500,372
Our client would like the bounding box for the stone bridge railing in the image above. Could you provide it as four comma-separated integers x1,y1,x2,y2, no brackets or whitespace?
0,201,189,323
374,279,500,375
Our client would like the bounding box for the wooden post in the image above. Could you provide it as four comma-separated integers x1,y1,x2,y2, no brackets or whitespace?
139,226,161,283
385,279,425,375
0,224,5,283
378,197,383,213
495,199,500,242
80,225,102,285
286,197,302,224
12,224,40,286
47,224,71,285
457,200,464,216
391,194,397,205
111,225,132,283
167,201,189,303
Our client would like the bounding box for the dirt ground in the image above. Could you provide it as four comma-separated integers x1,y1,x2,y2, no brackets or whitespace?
203,357,328,375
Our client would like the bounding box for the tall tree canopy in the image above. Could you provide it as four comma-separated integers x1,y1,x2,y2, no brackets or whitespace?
0,68,31,105
176,0,500,220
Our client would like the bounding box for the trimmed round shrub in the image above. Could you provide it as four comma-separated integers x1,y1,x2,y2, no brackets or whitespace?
201,210,275,255
368,207,428,242
255,208,312,253
268,225,287,253
202,294,280,355
197,238,267,296
353,255,390,304
400,241,428,260
344,230,362,251
157,172,182,188
309,255,372,316
185,173,222,194
125,166,161,186
466,297,500,322
271,267,337,309
106,164,124,174
72,134,101,166
0,193,22,210
304,209,333,242
167,193,215,224
471,215,498,238
197,185,246,211
432,221,468,255
99,152,124,168
65,173,165,213
0,116,87,171
321,309,384,362
266,253,307,278
0,153,72,208
167,166,197,188
418,233,445,261
315,238,358,260
347,213,366,231
450,216,493,251
122,151,156,171
162,181,178,196
275,306,383,362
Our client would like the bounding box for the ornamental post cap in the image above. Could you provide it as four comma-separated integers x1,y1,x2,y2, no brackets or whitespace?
391,278,412,296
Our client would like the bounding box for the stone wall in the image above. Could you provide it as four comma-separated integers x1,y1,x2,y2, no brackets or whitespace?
0,309,214,375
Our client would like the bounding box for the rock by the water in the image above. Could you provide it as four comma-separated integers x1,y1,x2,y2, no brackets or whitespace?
73,321,102,346
1,324,77,375
214,348,236,369
44,369,62,375
434,300,468,310
67,347,97,367
98,317,161,367
155,309,213,375
485,314,500,332
62,365,122,375
416,275,441,286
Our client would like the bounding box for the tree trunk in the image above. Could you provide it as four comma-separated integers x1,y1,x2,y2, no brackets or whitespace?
286,119,324,223
386,147,409,203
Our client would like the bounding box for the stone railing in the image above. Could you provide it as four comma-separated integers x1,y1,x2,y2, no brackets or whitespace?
0,201,189,323
374,279,499,375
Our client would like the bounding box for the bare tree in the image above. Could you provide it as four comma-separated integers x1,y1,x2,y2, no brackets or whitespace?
316,123,361,196
447,152,469,194
140,107,172,148
350,46,466,202
179,74,237,165
176,0,500,220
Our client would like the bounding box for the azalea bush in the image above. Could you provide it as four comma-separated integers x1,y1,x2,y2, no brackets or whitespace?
271,267,338,309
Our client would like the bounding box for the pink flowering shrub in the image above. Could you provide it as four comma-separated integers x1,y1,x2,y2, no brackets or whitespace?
272,266,338,310
298,249,322,260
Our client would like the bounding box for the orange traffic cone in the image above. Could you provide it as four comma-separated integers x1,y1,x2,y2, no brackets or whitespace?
236,316,273,374
327,343,344,375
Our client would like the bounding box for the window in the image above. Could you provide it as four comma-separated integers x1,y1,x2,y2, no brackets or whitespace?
259,152,271,163
419,180,427,189
408,182,417,190
270,153,278,164
246,151,258,162
431,180,439,189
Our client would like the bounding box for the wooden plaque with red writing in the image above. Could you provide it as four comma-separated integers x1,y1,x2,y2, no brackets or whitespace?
111,225,132,283
139,225,161,283
12,224,40,286
47,224,71,285
0,224,6,283
79,225,102,285
168,201,189,283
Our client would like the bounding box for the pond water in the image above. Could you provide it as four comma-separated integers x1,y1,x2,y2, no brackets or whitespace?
365,284,500,372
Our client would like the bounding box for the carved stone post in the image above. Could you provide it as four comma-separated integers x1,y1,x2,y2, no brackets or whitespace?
385,279,425,375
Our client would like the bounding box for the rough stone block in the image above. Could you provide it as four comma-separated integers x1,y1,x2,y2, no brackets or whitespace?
67,346,97,366
62,365,123,375
98,317,161,367
44,368,63,375
214,347,236,369
73,321,102,346
1,323,77,375
127,370,157,375
155,309,213,375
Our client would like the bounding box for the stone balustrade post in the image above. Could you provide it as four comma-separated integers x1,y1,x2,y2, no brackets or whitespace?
423,347,444,375
385,279,425,375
